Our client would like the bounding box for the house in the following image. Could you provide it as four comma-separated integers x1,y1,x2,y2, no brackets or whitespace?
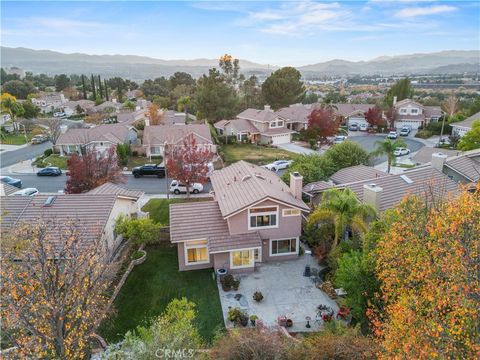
63,99,96,116
0,193,140,258
451,112,480,138
214,118,260,142
87,182,144,214
330,103,376,128
56,122,138,156
304,161,459,212
439,149,480,186
0,183,20,196
169,161,310,273
235,105,295,145
31,93,68,114
393,98,442,130
411,147,461,165
88,100,123,114
143,124,215,158
275,103,321,131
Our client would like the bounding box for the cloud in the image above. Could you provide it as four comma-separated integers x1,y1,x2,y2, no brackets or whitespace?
395,5,457,18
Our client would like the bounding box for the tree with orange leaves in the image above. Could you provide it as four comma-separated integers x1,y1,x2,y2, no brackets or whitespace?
369,186,480,359
1,219,116,359
147,103,164,125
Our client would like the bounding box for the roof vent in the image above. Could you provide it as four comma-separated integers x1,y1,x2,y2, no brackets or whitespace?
400,175,413,184
254,174,266,180
43,196,56,207
242,175,251,181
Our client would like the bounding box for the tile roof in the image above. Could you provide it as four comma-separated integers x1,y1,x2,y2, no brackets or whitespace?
330,165,387,185
411,147,461,165
450,111,480,130
338,166,459,212
1,194,117,248
261,127,295,136
237,108,278,123
169,200,262,253
87,182,144,199
0,183,20,196
276,104,321,124
64,99,95,110
214,118,260,134
302,180,332,194
330,103,376,118
210,161,310,218
444,151,480,182
143,124,213,146
56,123,135,145
424,106,442,118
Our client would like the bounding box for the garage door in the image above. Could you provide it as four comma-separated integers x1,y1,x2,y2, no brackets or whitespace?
348,117,368,127
271,133,291,145
395,120,422,130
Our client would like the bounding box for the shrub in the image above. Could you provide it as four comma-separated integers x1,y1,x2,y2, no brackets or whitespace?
302,221,335,250
31,127,45,136
220,274,235,291
115,215,164,245
134,120,145,130
116,144,128,166
415,130,434,139
253,291,264,302
131,150,139,157
227,307,247,326
426,121,451,135
43,148,53,157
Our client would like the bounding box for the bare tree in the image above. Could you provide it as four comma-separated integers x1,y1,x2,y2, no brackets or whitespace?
44,117,62,145
440,94,458,142
1,218,116,359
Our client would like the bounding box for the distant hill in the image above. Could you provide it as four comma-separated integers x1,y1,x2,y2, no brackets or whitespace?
1,47,478,80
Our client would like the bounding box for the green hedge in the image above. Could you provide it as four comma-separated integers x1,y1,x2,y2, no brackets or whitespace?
415,130,434,139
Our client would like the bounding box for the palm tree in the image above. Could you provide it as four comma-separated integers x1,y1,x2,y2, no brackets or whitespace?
307,188,375,251
371,138,406,174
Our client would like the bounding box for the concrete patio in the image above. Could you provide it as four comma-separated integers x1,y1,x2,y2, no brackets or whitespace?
217,253,339,333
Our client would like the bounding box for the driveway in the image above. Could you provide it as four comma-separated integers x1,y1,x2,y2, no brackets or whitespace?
217,254,339,333
277,143,318,155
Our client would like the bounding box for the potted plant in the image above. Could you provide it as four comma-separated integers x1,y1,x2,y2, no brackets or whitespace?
221,274,235,291
240,314,249,327
286,319,293,328
232,279,240,291
250,315,258,326
227,307,243,324
253,291,264,302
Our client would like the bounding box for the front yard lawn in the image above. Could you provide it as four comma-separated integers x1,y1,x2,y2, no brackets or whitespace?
0,133,30,145
141,198,211,225
98,245,224,344
126,155,162,170
44,154,68,169
220,144,295,165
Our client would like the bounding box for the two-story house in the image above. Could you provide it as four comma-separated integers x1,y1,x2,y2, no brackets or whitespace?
31,93,68,114
169,161,310,273
393,98,441,130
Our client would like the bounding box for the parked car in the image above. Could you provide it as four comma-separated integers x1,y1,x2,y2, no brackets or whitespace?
132,164,165,178
12,188,39,196
394,147,410,156
333,135,347,144
359,123,368,131
0,176,22,188
53,112,66,118
387,131,398,139
31,134,49,144
263,160,292,171
348,123,358,131
170,180,203,194
399,126,411,136
37,167,62,176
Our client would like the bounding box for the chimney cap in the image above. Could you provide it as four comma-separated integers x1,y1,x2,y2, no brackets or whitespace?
291,171,302,177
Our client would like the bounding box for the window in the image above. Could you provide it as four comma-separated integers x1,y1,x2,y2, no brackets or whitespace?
150,146,161,154
218,128,224,135
254,248,261,262
282,209,301,217
271,238,297,256
400,108,407,114
410,108,418,114
269,120,284,128
249,206,278,229
231,250,254,268
185,240,209,265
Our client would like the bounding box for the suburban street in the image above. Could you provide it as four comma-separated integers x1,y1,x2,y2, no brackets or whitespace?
0,141,53,168
8,173,212,195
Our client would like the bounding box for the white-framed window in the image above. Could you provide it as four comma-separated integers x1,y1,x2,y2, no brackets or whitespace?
254,247,262,262
270,238,298,256
184,240,209,265
217,128,224,135
269,120,284,128
282,209,301,217
410,108,418,114
248,206,278,229
150,146,161,155
230,249,254,269
400,108,407,114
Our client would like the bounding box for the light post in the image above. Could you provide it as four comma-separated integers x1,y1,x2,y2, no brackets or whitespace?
439,110,447,146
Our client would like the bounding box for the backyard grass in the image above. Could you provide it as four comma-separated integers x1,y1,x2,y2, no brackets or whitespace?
220,144,295,165
141,198,211,225
98,245,224,344
0,133,30,145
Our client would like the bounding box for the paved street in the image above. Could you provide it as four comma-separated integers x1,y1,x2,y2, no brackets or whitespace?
0,142,52,168
8,173,212,195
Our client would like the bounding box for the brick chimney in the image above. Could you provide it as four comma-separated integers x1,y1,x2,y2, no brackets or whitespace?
363,183,383,213
290,172,303,199
431,152,448,172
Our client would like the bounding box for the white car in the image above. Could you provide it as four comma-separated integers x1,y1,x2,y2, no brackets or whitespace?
263,160,292,171
359,123,368,131
12,188,39,196
170,180,203,194
53,112,66,118
387,131,398,139
333,135,347,144
394,147,410,157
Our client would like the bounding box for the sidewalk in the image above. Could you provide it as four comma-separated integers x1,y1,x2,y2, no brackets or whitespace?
0,143,29,154
1,160,37,174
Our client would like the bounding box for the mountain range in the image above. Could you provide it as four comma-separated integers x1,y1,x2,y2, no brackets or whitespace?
1,47,478,81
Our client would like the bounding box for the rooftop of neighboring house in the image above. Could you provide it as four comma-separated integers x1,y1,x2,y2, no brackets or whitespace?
411,147,462,165
210,160,309,218
393,98,422,109
32,92,66,103
444,149,480,182
143,123,212,145
237,105,278,123
393,98,441,118
56,122,136,145
330,103,376,118
0,182,20,196
214,118,260,134
169,200,262,253
87,182,144,199
64,99,96,110
275,103,321,124
0,194,117,248
450,111,480,130
423,106,442,118
161,110,197,126
330,165,387,185
90,101,122,113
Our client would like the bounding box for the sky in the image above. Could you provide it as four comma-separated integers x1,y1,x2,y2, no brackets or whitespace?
1,1,479,66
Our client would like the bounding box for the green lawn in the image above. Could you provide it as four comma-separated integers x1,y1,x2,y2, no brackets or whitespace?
0,133,30,145
220,144,295,165
98,246,224,344
44,154,68,169
141,198,210,225
126,155,162,170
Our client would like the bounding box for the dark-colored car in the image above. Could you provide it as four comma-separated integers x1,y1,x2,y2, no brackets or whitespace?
132,164,165,178
37,167,62,176
0,176,22,188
